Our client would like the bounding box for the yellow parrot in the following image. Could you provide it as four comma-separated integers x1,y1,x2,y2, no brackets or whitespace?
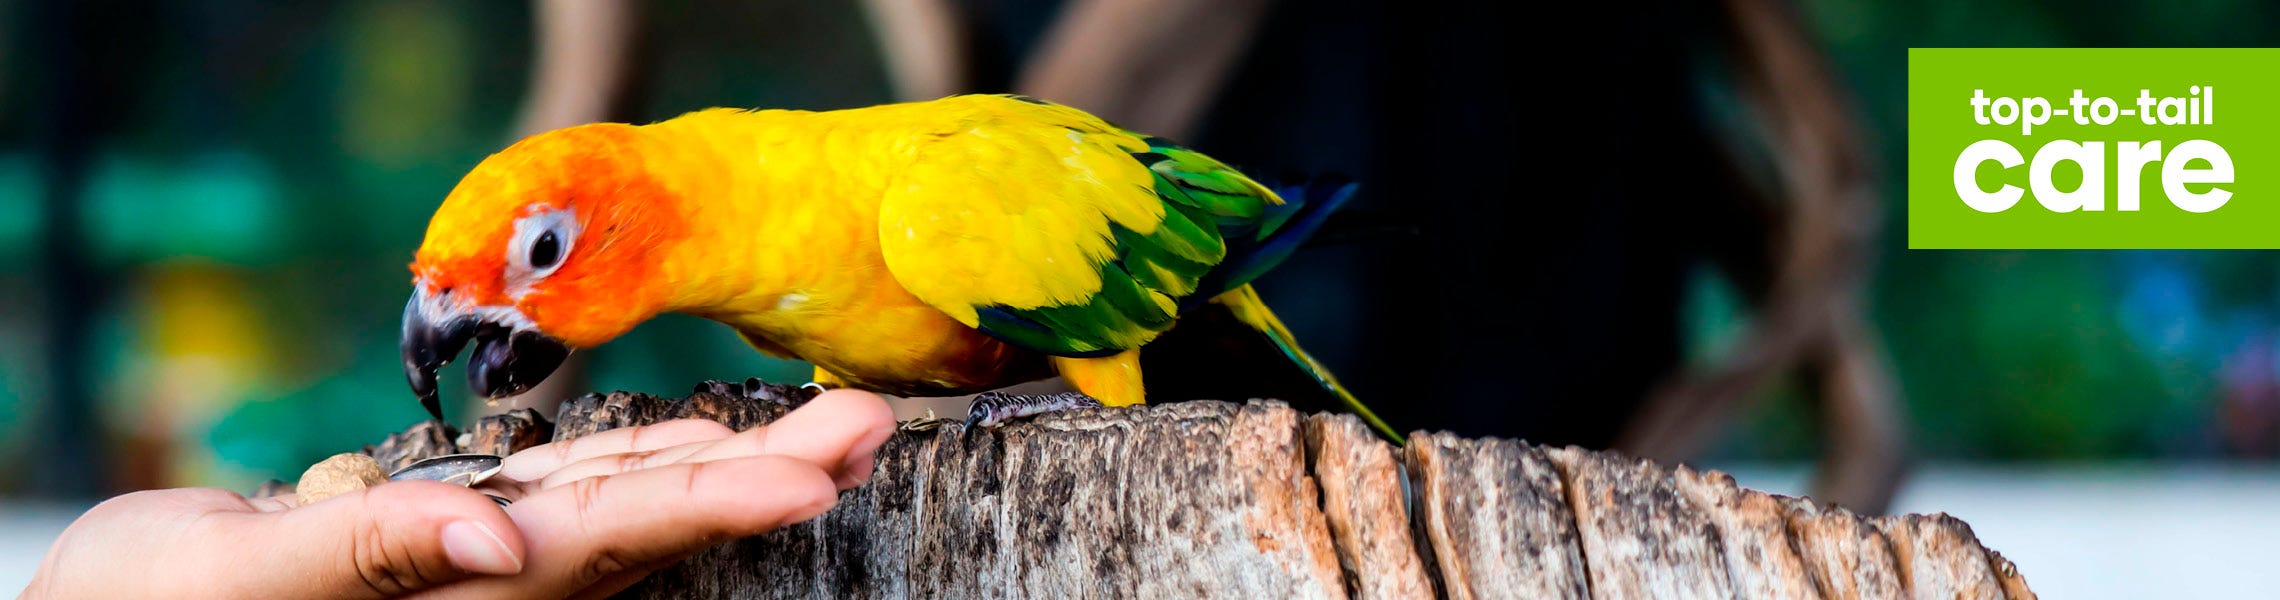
400,94,1397,438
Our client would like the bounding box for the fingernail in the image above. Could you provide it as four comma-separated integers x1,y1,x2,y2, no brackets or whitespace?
836,426,890,487
837,451,876,488
442,520,522,575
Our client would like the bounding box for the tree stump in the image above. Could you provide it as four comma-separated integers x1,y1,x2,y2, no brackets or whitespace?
311,384,2035,599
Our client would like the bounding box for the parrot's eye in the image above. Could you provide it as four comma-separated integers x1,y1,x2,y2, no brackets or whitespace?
529,230,562,269
505,207,579,298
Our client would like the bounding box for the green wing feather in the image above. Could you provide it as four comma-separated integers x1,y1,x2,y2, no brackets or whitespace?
881,95,1313,358
971,137,1291,356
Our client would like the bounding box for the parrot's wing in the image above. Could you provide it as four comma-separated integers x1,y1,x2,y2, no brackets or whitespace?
878,95,1294,357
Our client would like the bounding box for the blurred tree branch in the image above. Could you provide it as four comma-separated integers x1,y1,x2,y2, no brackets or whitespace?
1615,0,1902,513
26,0,112,498
863,0,968,102
1012,0,1272,140
515,0,636,138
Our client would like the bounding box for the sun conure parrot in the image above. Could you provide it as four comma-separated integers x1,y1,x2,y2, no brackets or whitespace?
399,94,1399,439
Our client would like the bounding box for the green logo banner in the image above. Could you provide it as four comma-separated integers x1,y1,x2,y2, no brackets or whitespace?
1909,48,2265,248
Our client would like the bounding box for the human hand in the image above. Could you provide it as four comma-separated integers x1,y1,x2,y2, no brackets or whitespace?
24,389,895,599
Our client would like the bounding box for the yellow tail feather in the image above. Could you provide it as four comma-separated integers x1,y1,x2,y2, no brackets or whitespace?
1214,285,1404,442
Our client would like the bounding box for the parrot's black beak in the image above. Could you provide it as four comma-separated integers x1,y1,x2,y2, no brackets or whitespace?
400,291,572,423
402,295,476,421
467,328,570,401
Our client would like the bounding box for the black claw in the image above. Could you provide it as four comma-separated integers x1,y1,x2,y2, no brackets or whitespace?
959,394,1000,437
694,380,737,397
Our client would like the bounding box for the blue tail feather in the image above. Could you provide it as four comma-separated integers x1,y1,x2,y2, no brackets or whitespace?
1183,178,1358,311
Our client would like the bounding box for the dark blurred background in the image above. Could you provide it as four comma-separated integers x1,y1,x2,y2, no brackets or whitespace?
4,1,2280,594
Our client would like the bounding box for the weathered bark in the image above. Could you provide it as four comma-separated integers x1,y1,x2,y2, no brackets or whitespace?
364,419,456,473
1985,551,2038,600
1673,466,1819,599
1405,433,1589,599
464,408,553,457
1783,497,1904,599
341,386,2035,599
1305,414,1435,599
1553,446,1736,599
1874,514,2006,600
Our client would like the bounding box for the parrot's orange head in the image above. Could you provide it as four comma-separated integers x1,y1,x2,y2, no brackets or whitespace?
400,123,688,420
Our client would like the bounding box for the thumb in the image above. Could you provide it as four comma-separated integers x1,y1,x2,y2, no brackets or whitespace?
211,480,528,598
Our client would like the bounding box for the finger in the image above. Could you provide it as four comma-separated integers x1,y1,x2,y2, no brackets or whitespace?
537,390,894,490
566,550,700,600
444,455,839,598
531,444,698,492
757,389,895,487
190,481,527,599
674,390,892,481
501,419,736,481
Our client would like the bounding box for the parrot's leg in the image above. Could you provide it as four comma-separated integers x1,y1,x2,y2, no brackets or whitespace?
962,351,1140,431
962,391,1105,430
1050,350,1145,407
806,366,848,394
692,377,819,408
961,349,1141,429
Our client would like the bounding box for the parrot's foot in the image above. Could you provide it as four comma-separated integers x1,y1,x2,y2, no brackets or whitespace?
693,377,818,409
962,391,1105,432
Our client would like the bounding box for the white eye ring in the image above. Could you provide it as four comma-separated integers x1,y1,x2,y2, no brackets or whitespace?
506,206,579,299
